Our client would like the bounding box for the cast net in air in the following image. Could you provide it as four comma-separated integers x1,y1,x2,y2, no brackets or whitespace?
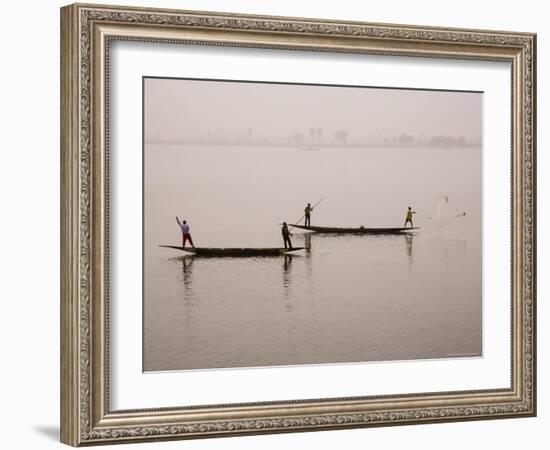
428,196,466,227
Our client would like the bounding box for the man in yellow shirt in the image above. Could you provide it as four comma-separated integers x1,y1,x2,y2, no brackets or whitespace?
404,206,416,228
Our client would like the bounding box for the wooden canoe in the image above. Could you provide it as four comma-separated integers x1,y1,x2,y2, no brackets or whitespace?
290,224,419,234
159,245,305,257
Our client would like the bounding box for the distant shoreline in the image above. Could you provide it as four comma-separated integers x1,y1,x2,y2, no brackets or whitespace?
145,140,482,150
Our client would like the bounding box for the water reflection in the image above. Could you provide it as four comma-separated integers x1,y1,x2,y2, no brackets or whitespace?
304,233,312,254
173,233,417,298
180,257,194,287
147,225,480,371
282,255,293,312
303,233,313,284
179,257,195,326
168,231,420,364
404,233,414,273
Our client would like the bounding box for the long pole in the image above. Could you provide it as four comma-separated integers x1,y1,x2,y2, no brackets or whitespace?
289,198,324,229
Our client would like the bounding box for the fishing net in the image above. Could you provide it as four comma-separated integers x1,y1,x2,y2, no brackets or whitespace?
428,196,466,227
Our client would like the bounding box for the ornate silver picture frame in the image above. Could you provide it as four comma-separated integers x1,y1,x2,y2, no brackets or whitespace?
61,3,536,446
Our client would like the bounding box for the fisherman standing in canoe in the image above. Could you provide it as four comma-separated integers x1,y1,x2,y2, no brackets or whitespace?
304,203,313,227
281,222,293,249
176,216,195,248
404,207,416,228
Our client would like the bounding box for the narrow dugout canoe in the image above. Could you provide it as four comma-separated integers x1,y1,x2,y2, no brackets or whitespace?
290,224,419,234
159,245,305,257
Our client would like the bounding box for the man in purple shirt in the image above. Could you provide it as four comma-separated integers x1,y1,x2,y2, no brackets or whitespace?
176,216,195,248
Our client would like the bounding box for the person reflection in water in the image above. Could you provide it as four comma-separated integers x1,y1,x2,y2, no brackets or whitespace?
176,216,195,248
281,222,293,249
304,233,312,255
282,255,293,311
283,254,293,273
405,233,413,259
181,257,194,296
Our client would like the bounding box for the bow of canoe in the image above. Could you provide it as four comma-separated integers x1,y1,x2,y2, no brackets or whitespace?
159,245,305,257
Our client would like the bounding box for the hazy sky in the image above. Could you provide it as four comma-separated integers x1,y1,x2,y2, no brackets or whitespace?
144,77,482,143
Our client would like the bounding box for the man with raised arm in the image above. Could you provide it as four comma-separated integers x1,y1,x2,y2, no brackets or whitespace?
176,216,195,248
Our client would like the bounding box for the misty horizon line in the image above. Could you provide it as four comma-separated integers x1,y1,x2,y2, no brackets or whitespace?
144,136,482,149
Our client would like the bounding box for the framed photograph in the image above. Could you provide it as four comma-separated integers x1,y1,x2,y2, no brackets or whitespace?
60,3,536,446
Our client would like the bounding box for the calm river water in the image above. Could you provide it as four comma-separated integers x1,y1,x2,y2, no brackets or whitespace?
143,145,482,371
